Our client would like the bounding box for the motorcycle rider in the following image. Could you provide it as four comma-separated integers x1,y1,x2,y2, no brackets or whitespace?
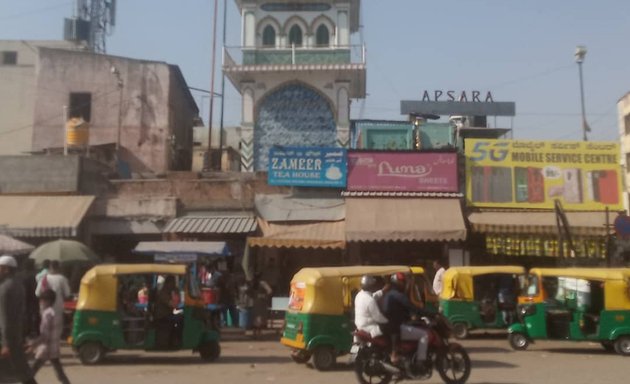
354,275,389,338
382,272,429,365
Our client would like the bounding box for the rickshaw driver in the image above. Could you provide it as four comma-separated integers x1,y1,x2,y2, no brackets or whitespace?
382,272,430,364
354,275,389,338
154,276,183,348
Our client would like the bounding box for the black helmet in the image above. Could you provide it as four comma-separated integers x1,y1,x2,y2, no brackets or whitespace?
360,275,377,292
390,272,407,290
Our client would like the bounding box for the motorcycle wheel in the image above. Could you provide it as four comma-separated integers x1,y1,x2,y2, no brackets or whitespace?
354,353,392,384
436,344,471,384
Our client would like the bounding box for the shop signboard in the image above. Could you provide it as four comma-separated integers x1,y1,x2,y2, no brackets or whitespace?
347,151,459,192
268,146,347,188
465,139,623,210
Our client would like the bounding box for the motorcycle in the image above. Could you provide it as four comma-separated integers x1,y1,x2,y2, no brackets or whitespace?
351,314,471,384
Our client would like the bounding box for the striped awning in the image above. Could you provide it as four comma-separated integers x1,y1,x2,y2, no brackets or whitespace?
468,211,609,236
0,196,95,237
346,198,467,242
163,215,257,234
248,219,345,250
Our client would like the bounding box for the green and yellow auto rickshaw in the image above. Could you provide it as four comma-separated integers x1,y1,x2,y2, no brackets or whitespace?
70,264,221,364
280,265,436,371
439,266,526,339
508,268,630,355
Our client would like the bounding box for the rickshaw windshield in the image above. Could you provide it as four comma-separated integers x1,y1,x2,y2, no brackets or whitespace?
525,274,539,296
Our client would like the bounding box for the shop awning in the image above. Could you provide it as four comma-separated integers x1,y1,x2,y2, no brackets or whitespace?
163,215,257,234
0,196,95,237
468,211,609,236
345,198,467,242
0,234,35,255
248,219,346,249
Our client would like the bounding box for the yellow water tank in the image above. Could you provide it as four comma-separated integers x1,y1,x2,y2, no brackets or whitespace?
66,117,89,148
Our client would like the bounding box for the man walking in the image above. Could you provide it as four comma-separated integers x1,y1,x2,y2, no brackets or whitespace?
0,255,38,384
36,261,71,342
432,259,446,296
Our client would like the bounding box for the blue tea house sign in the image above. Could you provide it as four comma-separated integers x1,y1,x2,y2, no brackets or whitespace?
268,146,347,188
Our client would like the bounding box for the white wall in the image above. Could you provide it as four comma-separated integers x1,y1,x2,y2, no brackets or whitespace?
0,40,80,155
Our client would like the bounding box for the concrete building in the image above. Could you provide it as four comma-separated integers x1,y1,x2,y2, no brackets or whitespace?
0,40,83,155
30,48,199,175
224,0,366,171
618,92,630,210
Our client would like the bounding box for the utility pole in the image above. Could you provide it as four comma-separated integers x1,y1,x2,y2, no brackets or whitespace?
218,0,228,160
207,0,219,170
575,45,589,142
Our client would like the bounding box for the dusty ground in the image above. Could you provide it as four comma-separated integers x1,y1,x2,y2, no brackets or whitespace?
34,330,629,384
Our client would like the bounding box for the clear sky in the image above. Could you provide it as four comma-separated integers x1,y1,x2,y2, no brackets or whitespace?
1,0,629,142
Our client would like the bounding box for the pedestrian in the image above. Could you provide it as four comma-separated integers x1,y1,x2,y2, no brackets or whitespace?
35,260,71,342
26,289,71,384
17,259,39,338
0,255,38,384
250,273,272,339
432,259,447,295
35,259,50,285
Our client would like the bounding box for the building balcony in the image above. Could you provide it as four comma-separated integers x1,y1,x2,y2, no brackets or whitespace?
223,45,367,98
224,45,365,66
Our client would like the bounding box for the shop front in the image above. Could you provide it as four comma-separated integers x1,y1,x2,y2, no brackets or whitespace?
247,194,346,295
467,210,610,267
464,139,623,267
344,151,467,268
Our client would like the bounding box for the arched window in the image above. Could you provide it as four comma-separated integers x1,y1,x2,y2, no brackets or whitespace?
315,24,330,47
288,25,303,47
262,25,276,47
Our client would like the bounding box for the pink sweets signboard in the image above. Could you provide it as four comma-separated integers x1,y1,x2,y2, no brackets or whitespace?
347,152,459,192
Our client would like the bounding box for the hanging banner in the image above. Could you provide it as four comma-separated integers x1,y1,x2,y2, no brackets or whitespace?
268,147,347,188
465,139,623,210
347,151,459,192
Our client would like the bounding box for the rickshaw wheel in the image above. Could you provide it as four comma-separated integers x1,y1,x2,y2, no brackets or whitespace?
614,336,630,356
78,342,104,365
199,340,221,362
452,323,469,339
312,346,336,371
508,333,529,351
290,350,312,364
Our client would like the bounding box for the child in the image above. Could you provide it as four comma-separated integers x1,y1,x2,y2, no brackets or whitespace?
27,289,71,384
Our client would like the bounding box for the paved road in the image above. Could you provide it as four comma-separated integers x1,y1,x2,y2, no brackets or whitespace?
35,332,628,384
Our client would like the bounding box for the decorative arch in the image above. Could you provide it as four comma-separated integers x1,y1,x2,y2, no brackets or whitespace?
310,14,335,35
315,24,330,46
283,15,309,43
254,82,336,170
256,16,281,36
257,16,281,48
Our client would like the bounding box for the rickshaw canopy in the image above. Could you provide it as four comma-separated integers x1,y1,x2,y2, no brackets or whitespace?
289,266,422,316
77,264,187,312
528,268,630,310
440,266,526,300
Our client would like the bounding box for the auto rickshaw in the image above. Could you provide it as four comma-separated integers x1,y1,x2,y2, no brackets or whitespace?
508,268,630,355
280,265,436,371
70,264,221,364
439,266,526,339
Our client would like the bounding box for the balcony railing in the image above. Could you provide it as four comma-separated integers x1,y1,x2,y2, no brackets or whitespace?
223,44,366,67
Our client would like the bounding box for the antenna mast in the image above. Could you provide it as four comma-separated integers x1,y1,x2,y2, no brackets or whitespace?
66,0,116,53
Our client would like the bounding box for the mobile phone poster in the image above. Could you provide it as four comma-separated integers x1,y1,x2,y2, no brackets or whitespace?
465,139,623,210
